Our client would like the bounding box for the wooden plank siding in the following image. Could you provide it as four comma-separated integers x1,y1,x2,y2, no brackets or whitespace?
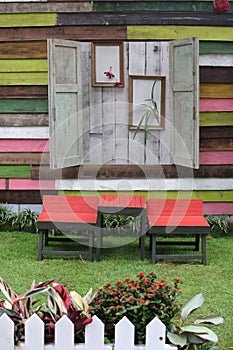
0,4,232,214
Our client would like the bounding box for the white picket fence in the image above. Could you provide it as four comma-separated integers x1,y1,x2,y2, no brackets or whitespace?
0,313,177,350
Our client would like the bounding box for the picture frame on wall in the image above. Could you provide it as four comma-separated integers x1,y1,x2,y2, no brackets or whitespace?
92,42,124,87
128,75,166,130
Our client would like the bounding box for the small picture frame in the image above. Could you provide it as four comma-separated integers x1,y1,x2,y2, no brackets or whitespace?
128,75,166,130
92,42,124,87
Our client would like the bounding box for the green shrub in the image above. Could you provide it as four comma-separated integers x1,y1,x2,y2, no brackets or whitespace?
205,214,231,237
0,206,38,233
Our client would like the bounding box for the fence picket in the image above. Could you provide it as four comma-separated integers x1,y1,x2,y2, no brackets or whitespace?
115,316,135,350
55,315,74,350
146,317,170,350
25,313,44,350
85,315,105,350
0,313,14,350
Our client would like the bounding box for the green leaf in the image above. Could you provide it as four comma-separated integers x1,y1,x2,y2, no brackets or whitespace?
0,276,18,304
167,331,187,346
194,316,224,325
0,307,22,320
24,286,49,299
180,325,218,343
181,293,204,322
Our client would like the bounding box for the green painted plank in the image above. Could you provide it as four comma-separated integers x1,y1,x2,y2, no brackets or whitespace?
127,25,233,41
0,13,56,27
200,41,233,54
0,99,48,113
0,165,30,178
93,2,222,13
60,190,233,202
200,112,233,126
0,59,47,72
0,73,48,85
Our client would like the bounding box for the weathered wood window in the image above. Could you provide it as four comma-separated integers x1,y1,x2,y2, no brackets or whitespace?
48,37,199,169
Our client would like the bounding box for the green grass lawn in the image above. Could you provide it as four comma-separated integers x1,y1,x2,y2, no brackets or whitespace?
0,231,232,349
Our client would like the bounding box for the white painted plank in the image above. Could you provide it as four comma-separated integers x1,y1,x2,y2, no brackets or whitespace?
115,42,129,164
0,126,48,138
81,43,91,162
115,317,135,350
102,88,116,164
55,178,233,191
85,316,105,350
0,314,14,350
25,314,44,350
199,54,233,66
159,41,171,164
55,315,74,350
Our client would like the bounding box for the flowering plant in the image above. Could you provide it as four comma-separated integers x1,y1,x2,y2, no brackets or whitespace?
89,271,182,344
0,276,92,345
104,66,115,79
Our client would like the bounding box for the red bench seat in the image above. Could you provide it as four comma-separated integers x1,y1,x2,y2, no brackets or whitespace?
145,199,210,265
37,195,99,261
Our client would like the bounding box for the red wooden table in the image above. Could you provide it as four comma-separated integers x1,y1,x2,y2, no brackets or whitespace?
97,194,147,261
37,195,99,261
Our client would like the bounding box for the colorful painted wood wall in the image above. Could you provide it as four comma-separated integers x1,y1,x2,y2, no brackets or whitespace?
0,0,232,215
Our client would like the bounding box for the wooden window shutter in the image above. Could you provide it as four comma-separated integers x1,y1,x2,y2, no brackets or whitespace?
48,39,83,169
169,37,199,169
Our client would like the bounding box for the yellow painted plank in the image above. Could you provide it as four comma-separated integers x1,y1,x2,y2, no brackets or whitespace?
0,59,47,73
200,112,233,126
127,25,233,41
0,72,48,85
200,83,233,98
60,190,233,202
0,13,56,27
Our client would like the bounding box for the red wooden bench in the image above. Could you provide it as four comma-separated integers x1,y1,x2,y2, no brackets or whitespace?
144,199,210,265
36,195,99,261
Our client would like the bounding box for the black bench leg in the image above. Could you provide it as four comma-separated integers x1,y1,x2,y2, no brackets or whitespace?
140,235,145,260
88,231,94,262
195,234,200,251
38,229,44,261
151,234,157,264
202,234,207,266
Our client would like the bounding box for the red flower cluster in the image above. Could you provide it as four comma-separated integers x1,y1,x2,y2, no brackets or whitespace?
89,272,182,344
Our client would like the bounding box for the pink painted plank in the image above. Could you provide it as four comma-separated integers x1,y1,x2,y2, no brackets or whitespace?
200,151,233,164
200,99,233,112
203,202,233,215
0,139,49,152
9,179,55,190
0,179,5,189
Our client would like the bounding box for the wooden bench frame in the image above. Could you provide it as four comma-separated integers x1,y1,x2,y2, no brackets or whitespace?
36,195,99,262
143,199,210,265
37,195,210,265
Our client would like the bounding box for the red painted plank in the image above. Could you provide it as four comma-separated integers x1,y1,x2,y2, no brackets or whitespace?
37,212,97,224
203,202,233,215
99,194,146,208
200,151,233,164
9,179,55,190
200,99,233,112
148,215,209,227
0,139,49,152
0,179,5,189
147,199,204,216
